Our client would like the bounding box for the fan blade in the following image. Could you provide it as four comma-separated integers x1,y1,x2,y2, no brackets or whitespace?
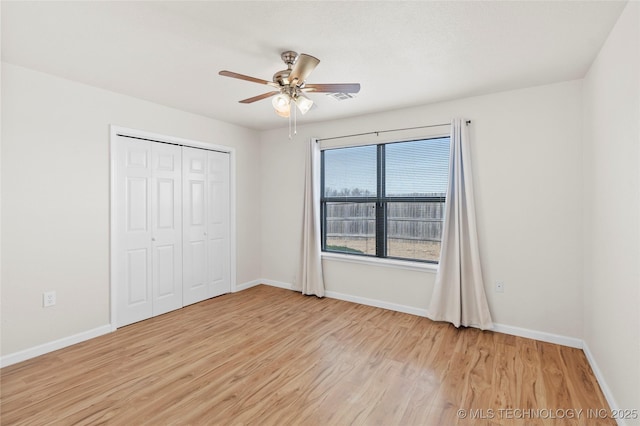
239,91,280,104
219,70,278,87
303,83,361,93
288,54,320,87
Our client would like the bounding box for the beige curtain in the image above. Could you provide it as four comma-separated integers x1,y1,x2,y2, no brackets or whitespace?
428,119,493,329
296,138,325,297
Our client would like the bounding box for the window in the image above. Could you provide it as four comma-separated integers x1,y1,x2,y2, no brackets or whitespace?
321,137,450,263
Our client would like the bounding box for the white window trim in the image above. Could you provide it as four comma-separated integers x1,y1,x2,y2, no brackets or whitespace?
321,251,438,273
320,131,449,269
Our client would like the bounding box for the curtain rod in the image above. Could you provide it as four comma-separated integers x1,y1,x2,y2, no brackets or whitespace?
316,120,471,142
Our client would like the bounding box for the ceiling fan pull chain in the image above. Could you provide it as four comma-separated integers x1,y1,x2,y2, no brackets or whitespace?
294,103,298,135
288,108,292,140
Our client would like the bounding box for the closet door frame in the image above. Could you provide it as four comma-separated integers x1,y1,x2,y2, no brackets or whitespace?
109,125,237,330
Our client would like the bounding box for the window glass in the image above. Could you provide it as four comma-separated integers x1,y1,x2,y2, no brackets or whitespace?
386,202,445,262
323,145,376,198
321,136,450,264
324,202,376,255
385,137,449,197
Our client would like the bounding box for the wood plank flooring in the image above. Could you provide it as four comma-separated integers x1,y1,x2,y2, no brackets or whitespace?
1,285,613,425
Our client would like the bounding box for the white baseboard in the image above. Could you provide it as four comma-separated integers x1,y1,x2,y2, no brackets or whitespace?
260,279,294,290
492,323,583,349
257,281,428,318
234,279,263,292
582,341,625,426
324,290,430,317
325,291,583,349
0,324,112,368
236,279,293,292
258,281,429,318
260,281,584,349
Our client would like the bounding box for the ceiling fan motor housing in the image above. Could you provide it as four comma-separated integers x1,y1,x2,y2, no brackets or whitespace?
273,69,291,86
281,51,298,67
273,51,299,86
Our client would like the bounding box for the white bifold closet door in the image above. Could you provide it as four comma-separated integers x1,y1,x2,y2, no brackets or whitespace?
115,138,230,327
182,147,230,306
115,137,183,327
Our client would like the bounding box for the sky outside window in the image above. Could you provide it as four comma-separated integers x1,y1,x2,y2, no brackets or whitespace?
323,137,450,197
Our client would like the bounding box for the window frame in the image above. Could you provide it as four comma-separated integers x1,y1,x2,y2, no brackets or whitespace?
320,136,449,265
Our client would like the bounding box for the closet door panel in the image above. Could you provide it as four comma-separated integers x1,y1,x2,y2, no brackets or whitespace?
183,147,209,305
115,137,153,327
208,151,230,297
127,178,149,232
188,241,207,286
126,248,149,304
155,245,176,296
151,143,183,316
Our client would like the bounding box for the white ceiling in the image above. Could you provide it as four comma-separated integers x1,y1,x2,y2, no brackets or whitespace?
1,1,627,131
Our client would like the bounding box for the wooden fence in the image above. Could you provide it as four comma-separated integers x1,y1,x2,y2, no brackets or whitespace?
325,201,445,242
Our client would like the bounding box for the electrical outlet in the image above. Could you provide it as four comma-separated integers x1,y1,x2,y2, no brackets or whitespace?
495,282,505,293
43,291,56,307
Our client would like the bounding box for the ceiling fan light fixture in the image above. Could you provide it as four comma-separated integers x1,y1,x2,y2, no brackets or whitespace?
272,93,291,117
275,107,290,118
294,94,314,115
219,51,361,126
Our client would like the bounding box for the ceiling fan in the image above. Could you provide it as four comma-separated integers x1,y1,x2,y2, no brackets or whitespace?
219,51,360,118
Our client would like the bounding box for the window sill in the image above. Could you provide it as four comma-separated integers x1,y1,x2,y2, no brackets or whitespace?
321,252,439,273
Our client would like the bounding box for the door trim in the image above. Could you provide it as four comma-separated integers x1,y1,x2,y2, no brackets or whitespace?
109,125,237,330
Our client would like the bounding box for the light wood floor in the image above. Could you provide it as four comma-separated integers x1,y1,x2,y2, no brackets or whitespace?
1,285,613,425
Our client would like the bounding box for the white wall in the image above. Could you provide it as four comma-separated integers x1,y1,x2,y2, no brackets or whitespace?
260,80,584,339
2,6,637,412
1,63,262,356
582,1,640,418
